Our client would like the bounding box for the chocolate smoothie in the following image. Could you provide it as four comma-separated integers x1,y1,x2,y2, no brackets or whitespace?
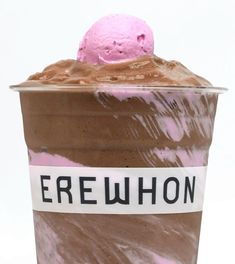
11,12,227,264
13,54,220,264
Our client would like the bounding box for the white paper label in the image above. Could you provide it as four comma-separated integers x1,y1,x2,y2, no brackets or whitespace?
29,166,207,214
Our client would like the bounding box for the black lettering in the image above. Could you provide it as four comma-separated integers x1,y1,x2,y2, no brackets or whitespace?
79,177,97,204
40,175,52,203
138,177,156,204
57,176,73,204
105,177,129,204
163,177,179,204
184,176,196,203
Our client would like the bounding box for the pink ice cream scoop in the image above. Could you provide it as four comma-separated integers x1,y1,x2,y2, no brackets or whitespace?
77,14,154,64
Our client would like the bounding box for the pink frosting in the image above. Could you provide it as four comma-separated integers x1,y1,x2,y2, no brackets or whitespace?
28,150,84,167
77,14,154,64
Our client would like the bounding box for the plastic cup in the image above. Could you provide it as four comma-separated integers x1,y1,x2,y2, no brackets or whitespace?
12,84,226,264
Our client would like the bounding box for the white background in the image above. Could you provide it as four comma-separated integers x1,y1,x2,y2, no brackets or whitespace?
0,0,234,263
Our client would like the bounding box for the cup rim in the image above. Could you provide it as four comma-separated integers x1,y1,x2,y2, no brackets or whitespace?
10,84,228,94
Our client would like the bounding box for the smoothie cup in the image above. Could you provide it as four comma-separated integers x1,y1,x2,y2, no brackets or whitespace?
11,84,226,264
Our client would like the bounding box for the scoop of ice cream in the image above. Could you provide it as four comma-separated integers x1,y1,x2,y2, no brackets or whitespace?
77,14,154,64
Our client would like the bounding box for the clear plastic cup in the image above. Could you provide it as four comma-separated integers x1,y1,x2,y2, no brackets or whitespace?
11,84,226,264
